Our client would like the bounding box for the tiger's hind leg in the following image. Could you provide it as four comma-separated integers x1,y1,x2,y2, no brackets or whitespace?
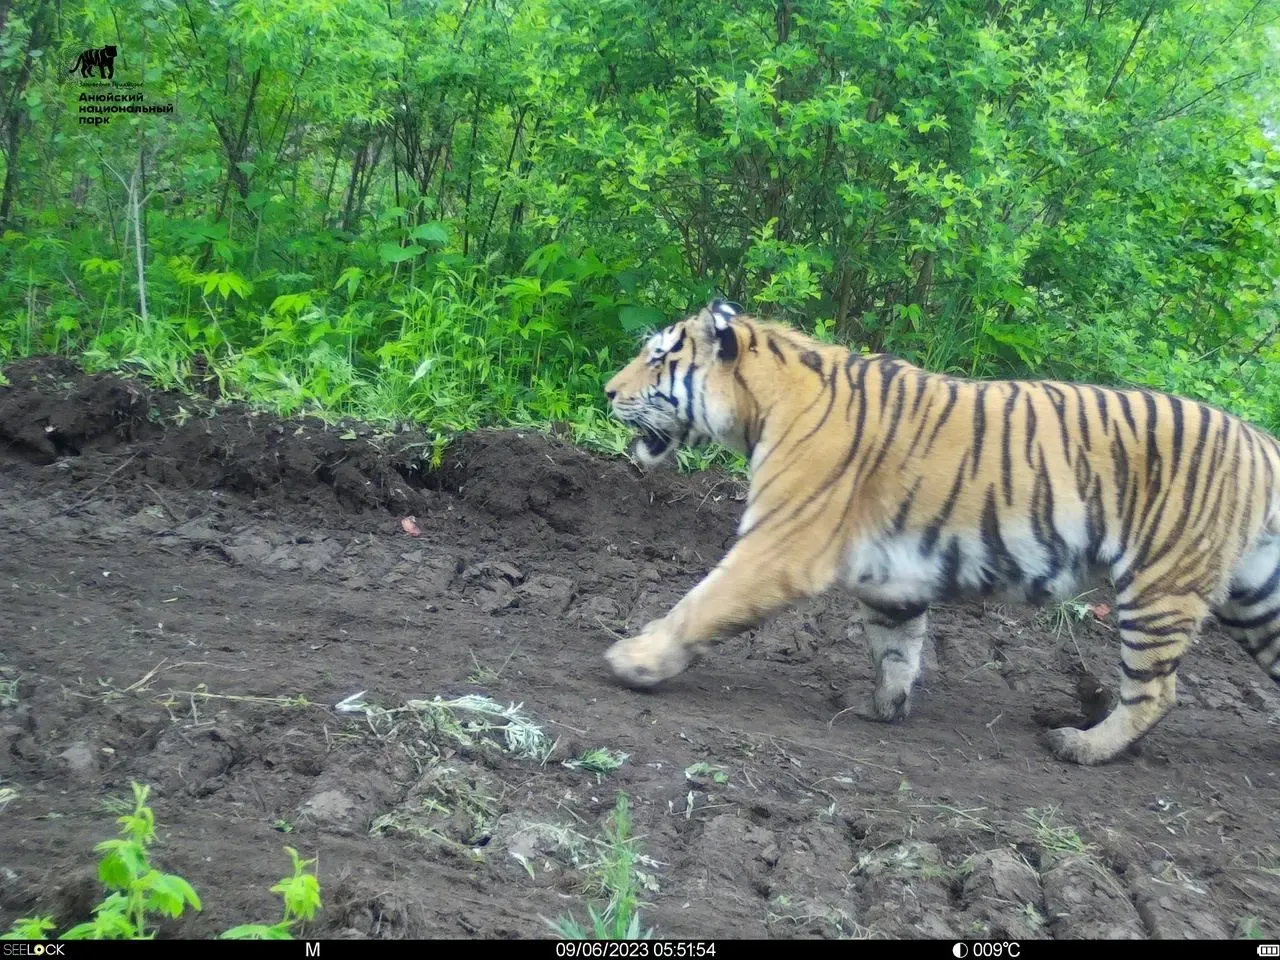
1045,587,1208,766
857,600,929,722
1214,534,1280,682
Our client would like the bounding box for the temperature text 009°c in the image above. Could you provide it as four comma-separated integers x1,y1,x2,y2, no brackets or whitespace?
953,943,1021,958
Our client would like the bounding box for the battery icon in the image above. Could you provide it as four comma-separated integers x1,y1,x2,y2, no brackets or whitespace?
1257,946,1279,956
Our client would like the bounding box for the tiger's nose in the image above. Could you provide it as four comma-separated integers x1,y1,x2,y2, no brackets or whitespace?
605,389,617,400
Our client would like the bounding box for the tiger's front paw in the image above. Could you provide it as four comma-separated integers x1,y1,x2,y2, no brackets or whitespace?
866,684,912,722
604,627,693,688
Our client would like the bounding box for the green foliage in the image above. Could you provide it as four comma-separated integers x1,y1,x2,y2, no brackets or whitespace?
219,848,323,940
0,917,56,941
0,782,321,941
0,0,1276,441
57,782,202,941
546,793,656,940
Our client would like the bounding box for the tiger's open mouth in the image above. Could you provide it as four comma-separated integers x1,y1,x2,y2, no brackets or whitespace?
612,405,677,461
638,425,672,458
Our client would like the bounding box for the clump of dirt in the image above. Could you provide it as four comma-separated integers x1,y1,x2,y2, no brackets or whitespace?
1,355,1279,940
0,356,152,462
0,355,437,517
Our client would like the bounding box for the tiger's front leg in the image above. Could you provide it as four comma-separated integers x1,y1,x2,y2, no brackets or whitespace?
604,538,824,688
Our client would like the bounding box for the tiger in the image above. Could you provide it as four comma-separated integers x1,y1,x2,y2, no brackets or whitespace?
601,299,1280,766
68,45,117,79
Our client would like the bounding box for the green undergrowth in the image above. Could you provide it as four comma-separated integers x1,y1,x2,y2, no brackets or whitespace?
545,793,657,941
0,260,746,477
1,782,321,941
3,0,1279,473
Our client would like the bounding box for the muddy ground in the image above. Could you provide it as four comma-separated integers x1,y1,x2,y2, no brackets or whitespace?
1,355,1278,940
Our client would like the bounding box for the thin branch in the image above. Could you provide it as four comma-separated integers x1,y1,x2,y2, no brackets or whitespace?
1104,4,1156,102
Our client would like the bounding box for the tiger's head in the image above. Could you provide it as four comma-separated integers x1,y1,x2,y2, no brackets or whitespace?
604,299,748,468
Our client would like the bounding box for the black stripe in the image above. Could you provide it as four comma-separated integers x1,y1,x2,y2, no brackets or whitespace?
892,478,923,534
1111,433,1130,517
740,361,865,538
1116,619,1194,637
1074,449,1092,502
938,536,963,598
1085,474,1107,562
1120,694,1156,705
906,393,938,461
1229,562,1280,606
1042,383,1072,467
1168,395,1184,477
715,324,739,362
1091,386,1110,431
924,382,959,455
1122,635,1182,651
1120,658,1181,682
911,372,929,415
980,485,1023,591
1142,402,1213,576
1001,384,1019,505
865,376,909,479
1143,392,1163,491
1023,394,1038,468
1217,607,1280,630
921,452,971,554
1027,450,1068,598
861,599,929,625
879,359,903,416
971,384,987,479
1071,385,1091,452
1117,391,1137,437
682,363,698,424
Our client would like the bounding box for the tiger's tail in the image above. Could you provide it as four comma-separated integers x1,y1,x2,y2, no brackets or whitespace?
67,53,82,74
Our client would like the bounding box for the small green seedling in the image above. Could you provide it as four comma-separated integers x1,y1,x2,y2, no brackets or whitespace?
1,918,55,940
219,847,322,940
59,782,202,940
545,794,655,940
0,781,322,941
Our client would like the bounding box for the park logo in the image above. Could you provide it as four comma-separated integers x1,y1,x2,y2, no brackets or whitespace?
67,44,118,79
62,41,174,125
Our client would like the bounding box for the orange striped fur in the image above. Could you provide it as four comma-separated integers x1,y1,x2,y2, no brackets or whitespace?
602,301,1280,765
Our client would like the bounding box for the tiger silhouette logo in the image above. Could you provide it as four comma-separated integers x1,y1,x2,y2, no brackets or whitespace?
68,45,118,79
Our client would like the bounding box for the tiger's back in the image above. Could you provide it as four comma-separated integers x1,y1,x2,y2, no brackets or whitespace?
602,301,1280,766
787,359,1280,611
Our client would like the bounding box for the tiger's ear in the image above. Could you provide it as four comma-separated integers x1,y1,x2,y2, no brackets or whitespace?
709,299,742,327
703,299,741,361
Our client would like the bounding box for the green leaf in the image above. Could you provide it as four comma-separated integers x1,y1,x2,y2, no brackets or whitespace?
409,222,449,245
220,923,294,940
378,243,426,264
97,845,143,889
618,305,666,333
143,872,203,918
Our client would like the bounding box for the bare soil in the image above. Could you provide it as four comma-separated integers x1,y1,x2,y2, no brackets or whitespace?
1,355,1278,940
